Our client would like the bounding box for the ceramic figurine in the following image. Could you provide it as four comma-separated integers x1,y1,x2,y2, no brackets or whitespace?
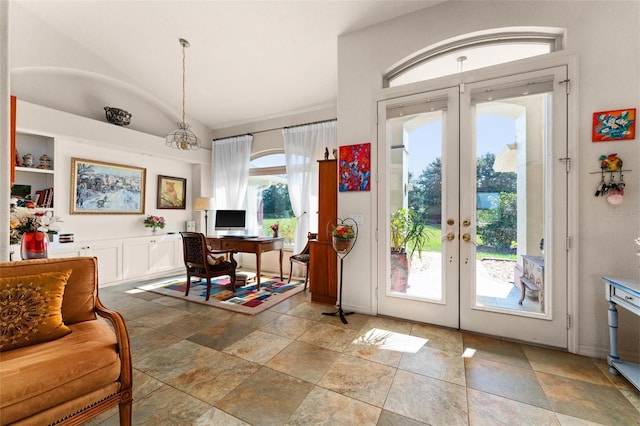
22,153,34,167
600,153,622,171
38,154,52,169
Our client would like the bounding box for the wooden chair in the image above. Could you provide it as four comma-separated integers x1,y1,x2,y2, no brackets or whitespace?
180,232,238,301
288,232,317,290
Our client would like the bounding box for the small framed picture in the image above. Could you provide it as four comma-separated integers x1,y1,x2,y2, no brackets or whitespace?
592,108,636,142
157,175,186,209
71,158,145,214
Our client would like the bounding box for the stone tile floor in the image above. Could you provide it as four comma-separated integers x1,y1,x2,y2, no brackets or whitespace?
88,278,640,425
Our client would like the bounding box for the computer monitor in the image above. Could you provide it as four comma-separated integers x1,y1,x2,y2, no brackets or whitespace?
214,209,246,232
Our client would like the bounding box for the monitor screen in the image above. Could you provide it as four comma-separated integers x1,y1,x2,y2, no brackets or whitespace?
214,209,246,231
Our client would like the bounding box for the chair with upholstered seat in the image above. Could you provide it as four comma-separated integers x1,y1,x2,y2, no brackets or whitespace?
180,232,238,301
288,232,317,290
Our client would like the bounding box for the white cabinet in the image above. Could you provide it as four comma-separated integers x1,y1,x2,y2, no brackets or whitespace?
47,235,182,284
122,234,182,280
49,240,122,285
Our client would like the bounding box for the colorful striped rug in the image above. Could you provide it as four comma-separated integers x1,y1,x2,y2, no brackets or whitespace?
137,275,305,315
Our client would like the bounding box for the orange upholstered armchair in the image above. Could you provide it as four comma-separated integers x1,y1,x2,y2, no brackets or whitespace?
0,257,132,425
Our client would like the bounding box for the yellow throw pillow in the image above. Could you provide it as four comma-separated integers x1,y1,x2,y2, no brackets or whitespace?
0,270,72,352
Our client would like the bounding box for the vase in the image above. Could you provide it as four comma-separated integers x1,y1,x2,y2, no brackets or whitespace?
332,236,354,254
21,231,49,260
273,230,278,237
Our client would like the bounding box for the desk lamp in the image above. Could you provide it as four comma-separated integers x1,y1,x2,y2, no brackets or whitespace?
193,197,214,234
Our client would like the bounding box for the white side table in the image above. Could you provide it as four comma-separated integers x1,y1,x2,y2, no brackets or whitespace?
603,276,640,390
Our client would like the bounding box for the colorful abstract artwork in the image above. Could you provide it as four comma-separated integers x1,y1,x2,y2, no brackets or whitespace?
592,108,636,142
339,143,371,192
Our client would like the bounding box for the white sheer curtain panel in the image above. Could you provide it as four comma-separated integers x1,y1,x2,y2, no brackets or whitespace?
212,135,253,210
283,120,337,259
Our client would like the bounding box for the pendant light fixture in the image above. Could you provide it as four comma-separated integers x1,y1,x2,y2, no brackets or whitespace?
166,38,200,150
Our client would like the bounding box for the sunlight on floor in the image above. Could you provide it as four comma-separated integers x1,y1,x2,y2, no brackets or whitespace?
352,328,428,354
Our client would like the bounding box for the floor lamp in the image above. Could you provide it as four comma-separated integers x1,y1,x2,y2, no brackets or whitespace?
193,197,214,235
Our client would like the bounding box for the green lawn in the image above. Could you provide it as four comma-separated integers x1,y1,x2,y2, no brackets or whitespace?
263,220,515,260
422,224,516,260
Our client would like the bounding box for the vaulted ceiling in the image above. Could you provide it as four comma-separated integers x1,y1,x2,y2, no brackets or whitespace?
12,1,443,130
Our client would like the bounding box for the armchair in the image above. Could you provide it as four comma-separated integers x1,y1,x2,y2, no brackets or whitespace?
180,232,238,301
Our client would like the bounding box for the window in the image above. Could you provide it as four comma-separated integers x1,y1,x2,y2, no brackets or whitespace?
385,30,562,87
247,153,295,244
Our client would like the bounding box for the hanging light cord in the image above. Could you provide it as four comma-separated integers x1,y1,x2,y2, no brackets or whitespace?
181,39,188,125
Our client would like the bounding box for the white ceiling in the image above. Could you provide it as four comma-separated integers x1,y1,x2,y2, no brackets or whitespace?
13,0,442,130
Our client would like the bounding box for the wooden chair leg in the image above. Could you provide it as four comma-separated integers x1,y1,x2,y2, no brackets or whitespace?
185,272,191,297
205,277,212,301
288,260,293,283
304,265,309,290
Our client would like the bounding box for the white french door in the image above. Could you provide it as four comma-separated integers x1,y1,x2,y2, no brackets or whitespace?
377,66,569,348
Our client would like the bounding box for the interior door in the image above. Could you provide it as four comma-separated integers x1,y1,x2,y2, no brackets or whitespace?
377,66,569,348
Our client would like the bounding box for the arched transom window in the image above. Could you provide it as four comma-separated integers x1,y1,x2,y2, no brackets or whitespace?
384,29,564,87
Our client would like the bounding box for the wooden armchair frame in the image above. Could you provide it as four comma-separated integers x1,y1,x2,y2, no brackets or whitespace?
180,232,238,301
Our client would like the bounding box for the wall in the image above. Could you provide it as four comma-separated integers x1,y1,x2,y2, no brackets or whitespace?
8,101,205,254
337,1,639,358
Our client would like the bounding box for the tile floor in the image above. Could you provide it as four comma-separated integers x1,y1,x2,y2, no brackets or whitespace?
88,278,640,425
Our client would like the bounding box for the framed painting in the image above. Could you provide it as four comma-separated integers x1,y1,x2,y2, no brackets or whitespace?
157,175,186,209
339,142,371,192
592,108,636,142
70,158,146,214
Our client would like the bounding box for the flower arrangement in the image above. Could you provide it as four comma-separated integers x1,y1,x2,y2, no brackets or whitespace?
143,215,165,230
270,223,279,232
332,224,355,240
9,206,62,244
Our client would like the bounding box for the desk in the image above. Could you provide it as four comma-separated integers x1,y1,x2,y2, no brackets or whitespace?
603,276,640,391
207,236,283,290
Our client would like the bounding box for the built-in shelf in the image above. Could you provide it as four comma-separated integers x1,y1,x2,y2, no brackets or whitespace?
15,166,54,174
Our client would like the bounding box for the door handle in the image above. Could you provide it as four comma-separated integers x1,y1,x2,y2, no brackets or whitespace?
462,233,476,245
443,232,455,241
463,220,471,227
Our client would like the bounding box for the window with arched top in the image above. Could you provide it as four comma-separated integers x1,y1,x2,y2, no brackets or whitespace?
246,152,295,243
384,30,563,88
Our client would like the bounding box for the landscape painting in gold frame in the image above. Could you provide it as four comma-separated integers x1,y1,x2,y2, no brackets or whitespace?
70,158,146,214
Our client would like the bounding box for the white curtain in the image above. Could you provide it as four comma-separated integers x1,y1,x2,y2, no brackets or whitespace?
283,120,337,259
212,135,252,210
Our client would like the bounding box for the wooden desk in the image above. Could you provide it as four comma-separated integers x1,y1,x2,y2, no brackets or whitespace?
207,236,283,289
603,276,640,391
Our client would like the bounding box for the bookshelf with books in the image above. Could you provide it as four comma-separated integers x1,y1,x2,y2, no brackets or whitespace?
12,132,55,210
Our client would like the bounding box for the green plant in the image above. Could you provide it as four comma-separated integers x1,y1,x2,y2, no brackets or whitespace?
390,208,430,258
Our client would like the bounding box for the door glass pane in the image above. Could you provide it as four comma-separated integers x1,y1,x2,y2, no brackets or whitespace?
473,94,548,314
389,110,444,301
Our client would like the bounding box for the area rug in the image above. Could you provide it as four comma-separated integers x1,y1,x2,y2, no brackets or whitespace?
137,275,305,315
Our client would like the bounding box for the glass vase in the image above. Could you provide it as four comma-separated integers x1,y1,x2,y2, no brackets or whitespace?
21,231,49,260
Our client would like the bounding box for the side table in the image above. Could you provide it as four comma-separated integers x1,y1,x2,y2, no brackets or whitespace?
603,276,640,391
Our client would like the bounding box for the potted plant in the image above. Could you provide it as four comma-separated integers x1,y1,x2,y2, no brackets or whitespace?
389,208,429,292
390,207,429,257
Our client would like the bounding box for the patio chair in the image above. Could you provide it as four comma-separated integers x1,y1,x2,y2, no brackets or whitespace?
180,232,238,301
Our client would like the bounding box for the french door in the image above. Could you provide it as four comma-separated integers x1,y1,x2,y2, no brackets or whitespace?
377,66,569,347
